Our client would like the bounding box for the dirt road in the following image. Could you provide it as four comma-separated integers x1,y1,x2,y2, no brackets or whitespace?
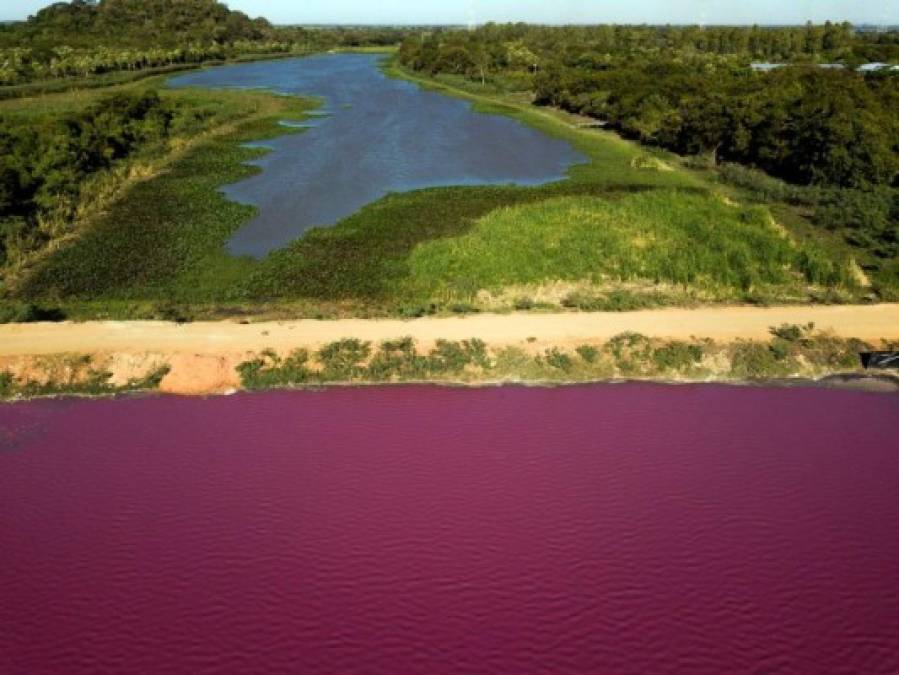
2,304,897,357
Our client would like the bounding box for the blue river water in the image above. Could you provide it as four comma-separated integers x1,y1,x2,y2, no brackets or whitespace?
168,54,585,257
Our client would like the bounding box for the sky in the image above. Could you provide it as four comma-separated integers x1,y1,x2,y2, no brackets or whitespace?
3,0,897,26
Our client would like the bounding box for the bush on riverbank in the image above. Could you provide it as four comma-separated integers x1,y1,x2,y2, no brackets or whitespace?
234,328,875,392
236,349,314,390
0,357,170,400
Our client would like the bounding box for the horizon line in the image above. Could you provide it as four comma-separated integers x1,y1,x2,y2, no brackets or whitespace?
2,19,897,27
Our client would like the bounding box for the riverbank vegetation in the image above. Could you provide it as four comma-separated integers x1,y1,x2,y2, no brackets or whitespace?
2,11,896,321
1,325,891,400
0,354,169,399
233,325,883,391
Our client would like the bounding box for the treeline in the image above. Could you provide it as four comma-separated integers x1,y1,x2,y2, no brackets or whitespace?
0,91,175,266
0,42,296,84
534,62,899,188
398,22,899,76
399,25,899,188
398,23,899,272
0,0,412,85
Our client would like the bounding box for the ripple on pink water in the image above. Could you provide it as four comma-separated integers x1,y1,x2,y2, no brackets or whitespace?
1,384,898,674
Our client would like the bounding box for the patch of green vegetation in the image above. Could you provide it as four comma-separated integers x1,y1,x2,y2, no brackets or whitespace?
717,164,899,298
0,357,170,400
317,339,373,380
575,345,599,363
561,290,670,312
404,191,855,303
131,365,172,390
604,332,654,375
428,339,490,373
367,337,427,381
728,323,871,378
236,349,315,390
770,322,816,343
237,337,493,388
235,328,874,392
0,301,67,323
652,341,705,372
729,341,796,379
541,347,574,371
0,370,14,398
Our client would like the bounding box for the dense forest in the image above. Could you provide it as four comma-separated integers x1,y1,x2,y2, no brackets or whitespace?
0,0,411,85
0,91,178,266
398,23,899,264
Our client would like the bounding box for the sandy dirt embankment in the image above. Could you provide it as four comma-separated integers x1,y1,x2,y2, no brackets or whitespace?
1,304,897,395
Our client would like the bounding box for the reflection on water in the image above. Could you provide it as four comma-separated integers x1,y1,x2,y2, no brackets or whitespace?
2,384,898,673
168,54,585,257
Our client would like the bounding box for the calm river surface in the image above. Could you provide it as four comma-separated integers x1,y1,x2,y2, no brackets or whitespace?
2,384,898,673
167,54,585,257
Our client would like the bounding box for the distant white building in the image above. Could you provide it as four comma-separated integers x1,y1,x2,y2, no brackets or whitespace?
752,62,896,74
858,63,890,72
750,63,783,72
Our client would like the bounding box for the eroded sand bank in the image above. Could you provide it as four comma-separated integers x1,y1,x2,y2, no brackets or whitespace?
2,304,897,395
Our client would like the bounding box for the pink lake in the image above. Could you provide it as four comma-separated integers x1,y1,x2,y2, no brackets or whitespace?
1,384,898,674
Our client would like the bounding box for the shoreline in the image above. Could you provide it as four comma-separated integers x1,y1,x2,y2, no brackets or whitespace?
2,374,898,406
1,304,898,398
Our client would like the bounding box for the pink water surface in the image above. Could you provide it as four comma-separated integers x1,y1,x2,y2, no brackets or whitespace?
1,384,898,674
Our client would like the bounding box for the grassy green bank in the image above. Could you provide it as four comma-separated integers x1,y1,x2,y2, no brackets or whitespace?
2,55,874,322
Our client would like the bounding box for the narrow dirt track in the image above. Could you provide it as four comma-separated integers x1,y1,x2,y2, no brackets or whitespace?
2,304,898,358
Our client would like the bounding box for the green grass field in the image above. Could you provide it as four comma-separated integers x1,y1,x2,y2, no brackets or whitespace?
402,191,851,307
2,56,872,321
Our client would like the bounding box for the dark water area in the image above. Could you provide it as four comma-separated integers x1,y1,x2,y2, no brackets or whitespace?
167,54,585,257
2,384,899,674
